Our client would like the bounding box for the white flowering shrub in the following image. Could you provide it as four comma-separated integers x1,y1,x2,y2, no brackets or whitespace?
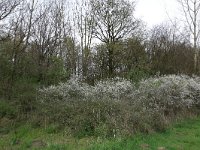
93,77,134,100
38,75,200,137
188,76,200,105
135,75,200,112
38,77,92,102
39,77,134,102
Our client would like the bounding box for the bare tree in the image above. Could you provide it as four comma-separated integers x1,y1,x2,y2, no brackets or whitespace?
31,0,70,81
0,0,21,20
72,0,95,78
1,0,38,99
0,0,23,40
90,0,139,76
147,23,194,75
177,0,200,73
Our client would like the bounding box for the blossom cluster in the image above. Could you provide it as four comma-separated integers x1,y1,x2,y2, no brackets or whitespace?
138,75,200,108
39,75,200,110
38,77,134,102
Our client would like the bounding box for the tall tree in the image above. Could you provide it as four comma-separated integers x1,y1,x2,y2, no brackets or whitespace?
4,0,37,99
90,0,139,77
74,0,95,78
31,0,70,82
177,0,200,73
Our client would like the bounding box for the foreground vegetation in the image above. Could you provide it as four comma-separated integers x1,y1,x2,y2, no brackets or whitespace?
1,75,200,150
1,117,200,150
37,75,200,137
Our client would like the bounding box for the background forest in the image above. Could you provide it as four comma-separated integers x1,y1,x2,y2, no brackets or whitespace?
0,0,198,98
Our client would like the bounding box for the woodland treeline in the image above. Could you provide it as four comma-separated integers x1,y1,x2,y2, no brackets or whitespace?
0,0,199,100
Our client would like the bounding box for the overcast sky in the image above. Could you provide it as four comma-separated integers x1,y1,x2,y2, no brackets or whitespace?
135,0,180,27
66,0,181,28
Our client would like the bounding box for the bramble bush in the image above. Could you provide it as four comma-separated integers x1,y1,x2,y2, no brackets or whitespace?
38,75,200,137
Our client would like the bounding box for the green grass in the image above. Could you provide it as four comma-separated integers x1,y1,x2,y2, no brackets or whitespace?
1,117,200,150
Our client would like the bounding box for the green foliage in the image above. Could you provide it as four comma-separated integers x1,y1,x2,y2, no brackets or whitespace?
94,123,110,138
127,67,153,83
11,78,38,113
0,39,13,98
1,117,200,150
0,37,70,100
44,145,69,150
0,43,69,113
44,57,70,85
0,100,16,119
45,124,61,134
88,118,200,150
38,96,130,138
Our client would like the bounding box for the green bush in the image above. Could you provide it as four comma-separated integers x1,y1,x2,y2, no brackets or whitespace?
11,78,38,113
0,100,16,119
43,57,70,85
45,124,61,134
127,68,153,83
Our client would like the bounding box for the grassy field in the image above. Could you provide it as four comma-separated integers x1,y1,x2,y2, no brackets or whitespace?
1,117,200,150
